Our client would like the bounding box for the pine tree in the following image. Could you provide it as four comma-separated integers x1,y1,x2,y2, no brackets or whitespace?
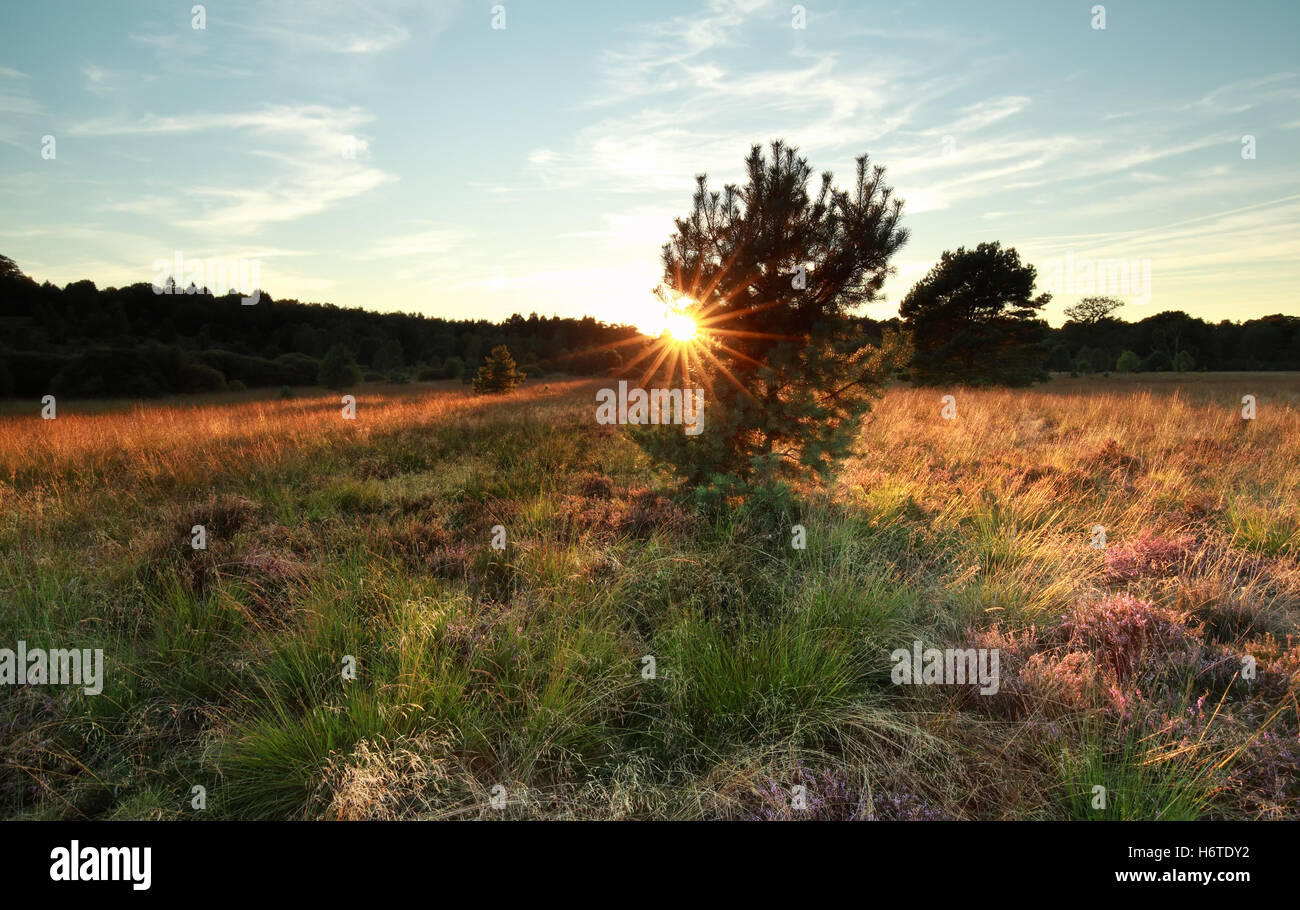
901,242,1051,387
472,345,526,394
637,140,911,494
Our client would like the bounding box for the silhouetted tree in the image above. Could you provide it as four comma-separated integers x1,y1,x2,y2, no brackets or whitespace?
1064,296,1124,325
638,140,911,494
1062,296,1126,369
0,253,32,283
901,242,1051,386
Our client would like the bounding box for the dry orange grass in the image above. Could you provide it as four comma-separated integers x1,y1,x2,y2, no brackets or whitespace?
0,379,596,494
850,382,1300,532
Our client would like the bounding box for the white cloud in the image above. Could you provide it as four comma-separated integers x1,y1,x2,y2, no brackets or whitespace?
82,64,112,95
922,96,1031,136
70,105,394,232
223,0,459,56
1180,73,1299,115
0,67,40,148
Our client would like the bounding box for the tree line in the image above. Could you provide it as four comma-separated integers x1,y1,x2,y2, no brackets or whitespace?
1044,300,1300,376
891,244,1300,386
0,254,644,398
2,240,1296,400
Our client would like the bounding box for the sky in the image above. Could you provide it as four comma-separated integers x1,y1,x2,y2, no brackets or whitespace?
1,0,1297,332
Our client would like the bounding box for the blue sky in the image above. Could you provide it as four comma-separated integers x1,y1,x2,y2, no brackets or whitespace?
1,0,1297,331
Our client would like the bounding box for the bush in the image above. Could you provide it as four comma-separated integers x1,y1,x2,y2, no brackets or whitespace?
52,347,162,397
35,344,230,397
1172,349,1196,371
441,356,464,380
1141,350,1172,372
274,352,320,385
317,344,363,390
1115,350,1141,373
196,350,290,388
228,379,247,392
184,363,229,393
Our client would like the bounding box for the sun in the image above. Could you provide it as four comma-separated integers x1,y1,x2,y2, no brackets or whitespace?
664,311,699,343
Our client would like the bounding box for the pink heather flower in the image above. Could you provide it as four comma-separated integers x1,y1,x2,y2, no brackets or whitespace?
1060,593,1196,683
1104,531,1196,583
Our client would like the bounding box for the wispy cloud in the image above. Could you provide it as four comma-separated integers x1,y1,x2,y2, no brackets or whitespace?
81,64,112,95
921,96,1032,136
0,67,40,149
70,105,394,232
1180,72,1299,114
222,0,460,56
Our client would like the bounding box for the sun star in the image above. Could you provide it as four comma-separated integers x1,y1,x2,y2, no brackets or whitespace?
664,311,698,343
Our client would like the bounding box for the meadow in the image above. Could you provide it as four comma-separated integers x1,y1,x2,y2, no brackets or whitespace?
1,373,1297,820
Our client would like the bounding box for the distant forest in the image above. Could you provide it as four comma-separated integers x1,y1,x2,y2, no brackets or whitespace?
0,256,649,398
1041,307,1300,376
1,254,1298,398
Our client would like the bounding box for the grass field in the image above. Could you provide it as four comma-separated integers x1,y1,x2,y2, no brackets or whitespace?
2,373,1298,820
